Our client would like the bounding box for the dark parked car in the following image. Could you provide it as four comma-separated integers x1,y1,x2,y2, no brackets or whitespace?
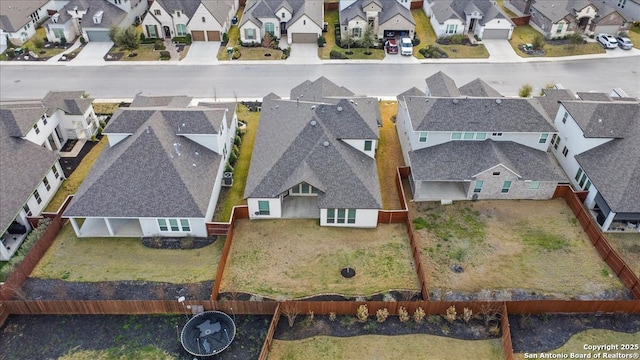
385,39,398,54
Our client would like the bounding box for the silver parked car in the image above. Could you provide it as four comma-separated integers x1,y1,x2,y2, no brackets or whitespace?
596,33,618,49
616,36,633,50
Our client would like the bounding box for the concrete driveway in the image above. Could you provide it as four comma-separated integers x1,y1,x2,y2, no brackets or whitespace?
382,52,419,63
482,39,522,63
70,42,113,65
287,44,321,64
181,42,219,64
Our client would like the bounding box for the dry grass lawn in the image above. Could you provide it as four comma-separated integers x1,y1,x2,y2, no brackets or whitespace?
606,232,640,278
514,330,640,359
377,101,404,210
268,335,504,360
220,220,420,299
115,44,161,61
509,25,605,57
32,224,222,283
411,199,626,298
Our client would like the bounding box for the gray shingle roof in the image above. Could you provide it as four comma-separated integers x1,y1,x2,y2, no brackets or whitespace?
429,0,511,25
341,0,415,26
244,97,382,209
425,71,460,97
576,92,612,101
397,87,426,101
200,0,235,25
0,0,48,32
572,101,640,213
561,100,639,138
42,91,93,115
240,0,323,30
153,0,202,18
531,0,592,22
50,0,128,29
64,109,225,218
0,102,46,137
534,88,576,119
409,139,567,182
405,96,556,133
130,94,193,108
0,120,59,235
459,78,502,98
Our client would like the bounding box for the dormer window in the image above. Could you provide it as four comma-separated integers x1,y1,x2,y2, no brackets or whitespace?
154,9,161,15
176,11,181,17
282,12,285,18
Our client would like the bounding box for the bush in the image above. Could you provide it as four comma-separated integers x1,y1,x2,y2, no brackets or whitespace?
519,83,533,98
414,307,426,324
224,162,234,172
412,35,420,46
356,304,369,323
79,36,86,44
33,38,44,49
317,35,326,47
463,307,473,323
222,32,229,44
445,305,457,323
419,45,446,58
330,50,348,59
0,218,52,281
60,37,67,46
159,50,170,60
376,308,390,323
172,35,192,45
398,306,410,323
532,33,545,49
229,151,237,165
154,40,166,50
234,135,242,146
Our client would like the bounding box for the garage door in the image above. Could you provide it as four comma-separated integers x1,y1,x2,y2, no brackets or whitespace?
206,31,220,41
291,33,317,43
482,29,511,39
191,31,205,41
85,30,111,42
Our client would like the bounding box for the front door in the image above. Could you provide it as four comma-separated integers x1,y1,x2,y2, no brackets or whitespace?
280,22,287,35
163,26,171,38
469,18,477,32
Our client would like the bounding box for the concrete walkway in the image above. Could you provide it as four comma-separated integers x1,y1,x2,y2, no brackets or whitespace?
47,39,83,62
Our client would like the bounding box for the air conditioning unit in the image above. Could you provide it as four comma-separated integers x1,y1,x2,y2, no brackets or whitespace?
222,172,233,186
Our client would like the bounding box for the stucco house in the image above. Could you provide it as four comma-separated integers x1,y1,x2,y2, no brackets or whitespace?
244,78,382,228
396,73,566,203
0,0,66,47
63,96,238,238
142,0,238,42
508,0,631,38
45,0,148,42
423,0,515,40
549,94,640,232
239,0,324,44
339,0,415,42
0,101,66,260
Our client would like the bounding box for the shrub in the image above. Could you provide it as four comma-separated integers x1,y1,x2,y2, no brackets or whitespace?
222,32,229,44
413,307,426,324
329,312,337,322
281,304,299,328
450,34,467,44
317,35,326,47
232,48,240,59
33,38,44,49
463,307,473,323
224,162,234,172
0,218,52,281
330,50,347,59
398,306,410,323
518,83,533,98
532,33,545,49
376,308,389,323
99,120,107,128
154,41,166,50
139,33,146,42
228,151,238,165
382,293,396,302
356,304,369,323
234,135,242,146
364,321,377,333
181,236,194,249
445,305,457,323
7,50,16,59
159,50,170,60
60,37,67,46
412,35,420,46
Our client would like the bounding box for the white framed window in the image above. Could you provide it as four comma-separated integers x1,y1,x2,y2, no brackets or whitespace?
180,219,190,232
474,180,483,193
562,146,568,157
539,133,549,144
476,132,486,140
446,24,457,34
327,209,356,224
574,168,583,182
158,219,168,231
176,24,187,36
337,209,346,223
42,115,48,126
154,9,161,15
327,209,335,223
43,177,51,191
618,0,626,8
245,28,256,40
265,22,275,36
348,209,356,224
202,16,206,23
556,23,563,34
23,203,32,216
52,165,60,179
176,11,181,17
157,218,191,232
34,190,42,204
562,111,569,124
352,27,362,37
451,132,462,140
169,219,180,231
463,132,474,140
550,134,557,145
33,123,40,134
492,132,503,137
529,181,541,190
291,182,318,194
554,137,561,150
418,132,427,142
258,201,270,215
493,171,501,176
501,181,511,193
364,140,373,150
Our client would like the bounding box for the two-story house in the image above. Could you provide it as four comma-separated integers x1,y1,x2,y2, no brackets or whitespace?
339,0,415,42
244,78,382,228
549,95,640,231
142,0,238,42
63,95,238,238
0,0,66,47
424,0,515,40
396,73,566,203
239,0,324,44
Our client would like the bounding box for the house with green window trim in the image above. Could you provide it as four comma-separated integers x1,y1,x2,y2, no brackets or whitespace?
396,73,566,203
64,95,237,238
244,78,382,228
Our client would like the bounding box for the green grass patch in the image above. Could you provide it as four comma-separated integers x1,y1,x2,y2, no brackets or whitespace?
422,206,485,242
509,25,605,57
521,229,569,251
320,10,385,60
496,0,518,17
111,44,160,61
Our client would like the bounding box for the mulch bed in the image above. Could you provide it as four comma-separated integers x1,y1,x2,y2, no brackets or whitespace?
218,290,423,302
104,52,124,61
59,136,102,178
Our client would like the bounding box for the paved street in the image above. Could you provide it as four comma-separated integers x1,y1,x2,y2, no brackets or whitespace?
1,57,639,99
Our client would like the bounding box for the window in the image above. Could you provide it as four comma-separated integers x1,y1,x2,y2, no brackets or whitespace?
33,123,40,134
202,16,206,23
352,27,361,37
618,0,626,8
364,140,372,151
556,23,563,34
550,134,557,145
115,0,122,4
584,180,591,191
368,18,374,28
493,171,501,176
347,209,356,224
292,185,300,194
562,111,569,124
34,190,42,204
176,24,187,36
52,165,59,179
176,11,181,17
301,183,309,193
154,9,161,15
327,209,335,223
539,133,549,144
501,181,511,193
474,180,483,193
245,28,256,40
291,183,317,194
258,200,270,215
180,219,190,232
446,24,457,34
337,209,346,223
529,181,541,190
282,12,285,18
23,204,32,216
169,219,179,231
147,25,157,38
265,22,275,36
43,177,50,191
578,173,588,188
463,132,474,140
554,137,560,150
53,28,65,39
42,115,48,125
451,132,462,140
476,132,486,140
158,219,168,231
562,146,568,157
303,20,306,25
492,132,503,137
575,168,583,181
418,132,427,142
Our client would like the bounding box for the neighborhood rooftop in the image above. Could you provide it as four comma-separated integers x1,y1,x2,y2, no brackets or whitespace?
341,0,415,26
561,100,639,138
0,0,48,32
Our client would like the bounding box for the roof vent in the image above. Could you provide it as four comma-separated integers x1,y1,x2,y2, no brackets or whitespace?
337,106,343,112
311,105,316,110
310,120,317,126
323,141,329,147
598,118,603,123
425,98,429,102
496,99,502,105
452,99,459,104
350,99,355,104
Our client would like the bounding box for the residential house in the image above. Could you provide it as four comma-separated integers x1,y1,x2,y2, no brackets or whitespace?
396,73,566,203
549,95,640,231
244,78,382,228
425,71,502,98
520,0,631,38
63,96,238,238
239,0,324,44
0,102,66,260
0,0,65,46
142,0,238,41
423,0,515,40
339,0,415,42
602,0,640,21
46,0,148,43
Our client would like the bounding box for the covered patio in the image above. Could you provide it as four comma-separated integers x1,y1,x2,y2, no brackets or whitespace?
411,180,468,202
68,217,143,238
281,196,320,219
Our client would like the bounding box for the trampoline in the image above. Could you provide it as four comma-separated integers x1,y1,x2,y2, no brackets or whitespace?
180,311,236,357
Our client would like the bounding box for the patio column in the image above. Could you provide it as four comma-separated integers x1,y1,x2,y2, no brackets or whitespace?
104,218,115,236
584,189,597,209
601,211,616,232
69,218,81,236
52,130,62,150
43,139,53,151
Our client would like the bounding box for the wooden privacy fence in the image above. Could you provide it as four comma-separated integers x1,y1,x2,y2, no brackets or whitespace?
502,303,514,360
211,206,249,299
257,304,281,360
377,166,409,223
553,185,640,299
510,15,531,26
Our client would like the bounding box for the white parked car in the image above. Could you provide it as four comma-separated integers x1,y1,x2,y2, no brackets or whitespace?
596,33,618,49
400,37,413,56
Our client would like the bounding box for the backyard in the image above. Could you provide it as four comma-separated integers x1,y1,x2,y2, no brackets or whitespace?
509,25,605,57
607,232,640,279
219,219,420,299
376,101,404,210
410,199,628,299
30,224,223,283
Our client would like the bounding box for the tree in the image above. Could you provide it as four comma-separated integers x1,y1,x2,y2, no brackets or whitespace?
519,83,533,98
566,32,583,53
359,26,375,55
532,33,545,50
342,30,355,54
110,26,139,50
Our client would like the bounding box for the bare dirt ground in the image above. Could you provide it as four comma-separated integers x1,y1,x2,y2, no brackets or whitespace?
606,232,640,278
220,219,420,299
408,198,629,300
